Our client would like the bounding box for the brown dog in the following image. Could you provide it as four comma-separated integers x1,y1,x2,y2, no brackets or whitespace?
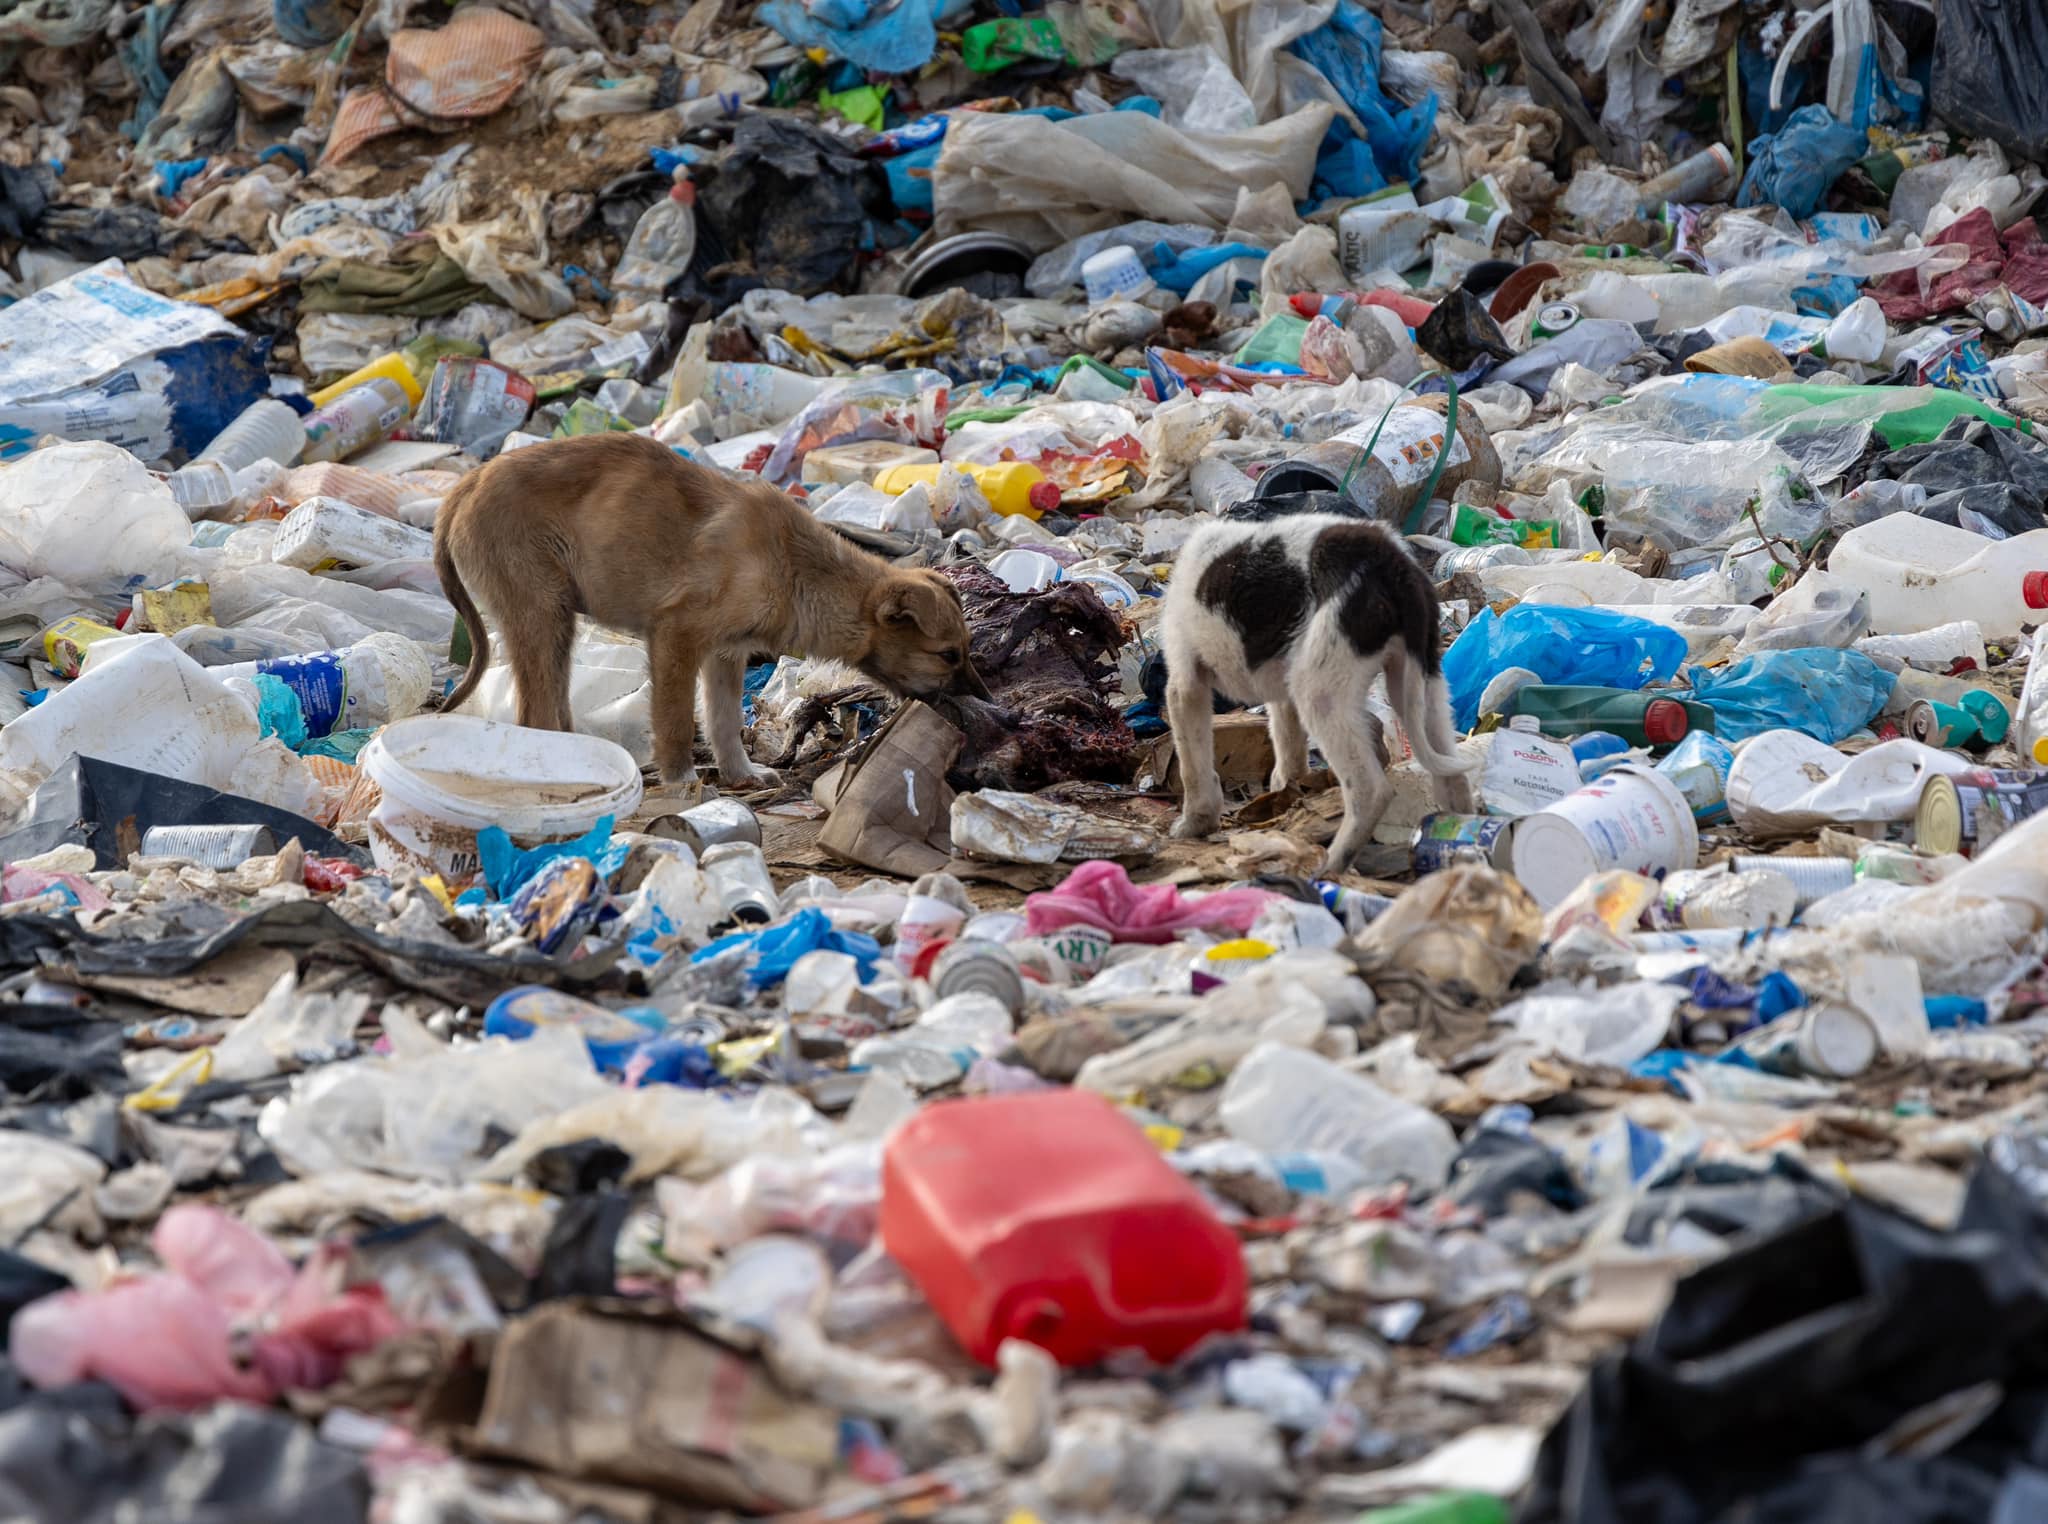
434,433,989,787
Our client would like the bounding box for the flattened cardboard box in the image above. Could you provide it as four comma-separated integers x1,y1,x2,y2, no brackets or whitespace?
468,1300,837,1511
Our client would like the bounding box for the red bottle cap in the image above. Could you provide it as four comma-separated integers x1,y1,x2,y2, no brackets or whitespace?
2025,570,2048,609
1028,480,1062,514
1642,697,1690,747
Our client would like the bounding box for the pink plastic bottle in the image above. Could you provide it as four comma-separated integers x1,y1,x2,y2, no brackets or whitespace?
880,1090,1247,1367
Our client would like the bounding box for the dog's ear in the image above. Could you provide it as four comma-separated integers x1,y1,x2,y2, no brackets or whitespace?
876,574,955,638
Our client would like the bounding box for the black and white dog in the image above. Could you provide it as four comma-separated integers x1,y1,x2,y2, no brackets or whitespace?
1162,514,1479,874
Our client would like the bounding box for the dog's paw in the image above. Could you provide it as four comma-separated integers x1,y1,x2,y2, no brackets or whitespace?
1171,811,1220,841
1319,848,1352,877
655,767,703,799
719,762,782,791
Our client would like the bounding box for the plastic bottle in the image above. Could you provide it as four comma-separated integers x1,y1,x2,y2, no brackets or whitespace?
874,460,1061,519
415,357,536,457
1830,516,2048,636
1220,1042,1457,1188
1855,621,1989,674
2017,637,2048,766
1655,731,1736,822
165,460,236,518
1509,685,1715,747
1635,143,1734,209
215,631,433,737
192,398,305,472
1812,297,1886,363
270,495,433,571
880,1090,1247,1366
300,377,411,464
308,352,423,411
612,172,698,300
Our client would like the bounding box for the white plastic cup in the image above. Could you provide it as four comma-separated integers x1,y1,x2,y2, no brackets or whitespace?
193,398,306,472
1509,763,1700,909
1081,246,1156,307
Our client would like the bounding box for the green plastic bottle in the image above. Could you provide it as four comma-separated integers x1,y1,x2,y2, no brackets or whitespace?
1507,685,1715,748
1357,1492,1509,1524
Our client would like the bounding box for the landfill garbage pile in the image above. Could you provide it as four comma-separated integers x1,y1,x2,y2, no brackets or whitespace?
12,0,2048,1518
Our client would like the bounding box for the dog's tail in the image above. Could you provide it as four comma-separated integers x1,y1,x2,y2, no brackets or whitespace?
433,481,489,714
1388,552,1480,780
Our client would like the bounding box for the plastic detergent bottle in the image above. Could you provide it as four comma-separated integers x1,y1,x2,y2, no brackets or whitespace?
308,352,423,411
300,378,412,464
1831,517,2048,637
1509,685,1715,748
874,460,1061,518
215,631,433,737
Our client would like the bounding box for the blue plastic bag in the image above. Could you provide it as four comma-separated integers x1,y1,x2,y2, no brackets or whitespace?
757,0,968,74
1147,242,1269,294
1442,606,1688,728
1290,2,1438,194
477,815,615,900
1684,649,1894,742
691,907,881,989
1738,105,1866,220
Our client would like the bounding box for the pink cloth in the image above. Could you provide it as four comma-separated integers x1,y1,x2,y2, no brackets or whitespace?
10,1203,403,1411
1023,860,1273,944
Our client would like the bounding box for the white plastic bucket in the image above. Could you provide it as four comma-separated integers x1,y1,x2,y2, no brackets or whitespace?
1509,762,1699,908
359,714,642,882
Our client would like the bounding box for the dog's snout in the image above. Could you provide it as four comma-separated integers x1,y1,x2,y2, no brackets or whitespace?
954,659,994,701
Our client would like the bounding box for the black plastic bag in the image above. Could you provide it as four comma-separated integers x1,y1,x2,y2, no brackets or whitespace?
0,1399,368,1524
1518,1161,2048,1523
1932,0,2048,165
0,756,364,871
682,116,891,300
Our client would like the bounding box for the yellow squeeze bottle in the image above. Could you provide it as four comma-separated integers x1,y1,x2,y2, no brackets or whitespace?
309,352,424,410
873,460,1062,519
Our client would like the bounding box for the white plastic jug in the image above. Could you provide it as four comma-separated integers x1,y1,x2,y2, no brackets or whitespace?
1831,516,2048,636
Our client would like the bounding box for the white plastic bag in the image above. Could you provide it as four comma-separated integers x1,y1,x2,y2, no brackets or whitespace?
0,442,192,589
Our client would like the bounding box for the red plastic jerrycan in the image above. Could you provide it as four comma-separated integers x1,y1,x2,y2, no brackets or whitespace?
880,1090,1247,1367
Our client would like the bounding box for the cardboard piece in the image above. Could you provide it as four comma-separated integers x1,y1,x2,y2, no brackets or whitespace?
468,1300,837,1512
816,701,961,876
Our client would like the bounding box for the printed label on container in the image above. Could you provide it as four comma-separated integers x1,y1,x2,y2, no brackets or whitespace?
258,651,348,735
1332,408,1472,489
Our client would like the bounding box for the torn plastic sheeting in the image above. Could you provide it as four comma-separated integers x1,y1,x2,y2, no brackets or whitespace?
1683,649,1895,744
55,899,630,1018
1289,0,1438,196
931,103,1334,251
0,1006,128,1101
1518,1161,2048,1523
691,908,882,989
1442,605,1688,729
1737,105,1867,221
0,756,364,871
1933,0,2048,165
0,1397,371,1524
10,1203,403,1411
684,115,895,303
758,0,971,74
0,260,268,464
